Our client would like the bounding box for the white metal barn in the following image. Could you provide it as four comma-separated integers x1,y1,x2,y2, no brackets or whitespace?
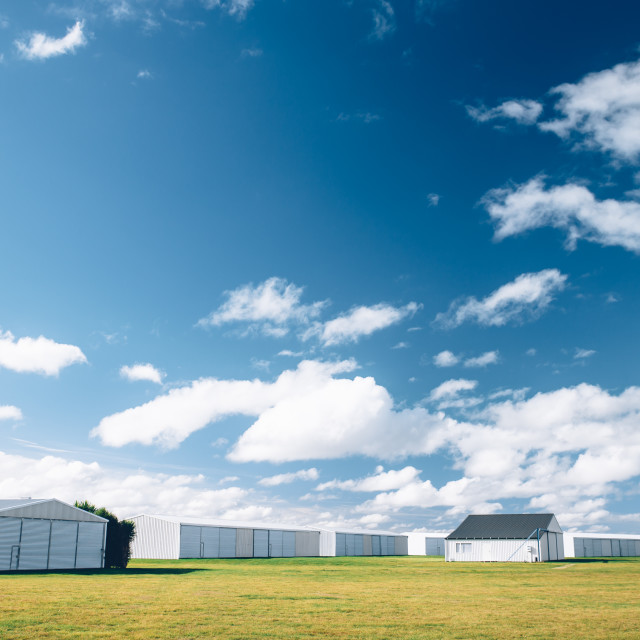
130,514,321,559
564,533,640,558
406,533,448,556
318,528,408,557
445,514,564,563
0,498,107,571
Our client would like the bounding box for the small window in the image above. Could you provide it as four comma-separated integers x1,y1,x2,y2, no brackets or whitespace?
456,542,472,554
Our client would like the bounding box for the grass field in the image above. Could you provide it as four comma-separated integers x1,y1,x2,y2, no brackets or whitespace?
1,557,639,639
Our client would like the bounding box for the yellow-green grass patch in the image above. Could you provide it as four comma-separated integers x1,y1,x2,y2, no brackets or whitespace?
1,557,638,639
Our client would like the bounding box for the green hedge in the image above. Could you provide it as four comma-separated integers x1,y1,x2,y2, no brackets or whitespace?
75,501,136,569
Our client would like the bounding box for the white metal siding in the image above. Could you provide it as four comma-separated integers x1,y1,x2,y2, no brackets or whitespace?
269,529,283,557
201,527,220,558
335,533,346,556
295,531,319,557
353,534,364,556
219,528,237,558
130,515,181,560
0,517,21,570
236,528,253,558
319,530,336,556
19,519,51,570
254,529,269,557
180,525,202,558
282,531,296,557
75,522,105,569
395,536,408,556
446,538,541,562
362,535,372,556
48,521,78,569
385,536,395,556
371,535,381,556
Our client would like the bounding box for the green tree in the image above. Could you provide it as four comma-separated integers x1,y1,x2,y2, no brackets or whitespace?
75,500,136,569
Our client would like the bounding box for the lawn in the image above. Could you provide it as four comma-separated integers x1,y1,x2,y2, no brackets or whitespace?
0,557,638,639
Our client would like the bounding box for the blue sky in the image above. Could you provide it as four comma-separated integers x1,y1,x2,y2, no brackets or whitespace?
2,0,640,534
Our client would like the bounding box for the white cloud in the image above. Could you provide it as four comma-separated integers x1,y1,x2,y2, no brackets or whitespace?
198,277,326,337
370,0,396,41
539,58,640,161
120,363,165,384
0,406,22,421
433,350,459,367
137,69,152,79
0,450,257,520
467,99,543,125
202,0,255,19
483,177,640,253
0,330,87,376
316,466,421,492
93,358,456,462
358,383,640,529
309,302,420,346
277,350,304,357
391,342,409,349
464,351,499,368
434,269,567,328
258,468,319,487
427,193,440,207
429,378,477,401
16,21,87,60
336,112,382,124
241,48,263,58
574,348,596,360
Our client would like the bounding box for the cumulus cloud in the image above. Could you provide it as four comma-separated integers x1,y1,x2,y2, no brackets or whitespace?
198,277,326,337
16,21,87,60
0,406,22,421
467,99,543,125
316,466,421,492
370,0,396,40
434,269,567,329
258,468,319,487
93,358,457,461
464,351,499,368
308,302,421,346
120,363,165,384
483,177,640,253
433,350,459,367
429,378,477,402
0,450,258,520
0,330,87,376
539,58,640,161
357,383,640,529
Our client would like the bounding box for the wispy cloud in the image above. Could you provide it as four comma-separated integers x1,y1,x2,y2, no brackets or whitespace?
308,302,421,346
120,363,165,384
467,99,543,125
434,269,567,329
483,176,640,253
464,350,499,368
15,20,87,61
0,330,87,376
336,112,381,124
370,0,396,40
197,277,327,337
241,48,263,58
428,378,477,402
137,69,152,79
574,348,596,360
258,468,319,486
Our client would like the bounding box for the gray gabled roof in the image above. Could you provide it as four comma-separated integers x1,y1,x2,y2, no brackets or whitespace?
0,498,108,523
446,514,561,540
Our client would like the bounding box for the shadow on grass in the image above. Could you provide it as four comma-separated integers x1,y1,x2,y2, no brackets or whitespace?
0,567,205,576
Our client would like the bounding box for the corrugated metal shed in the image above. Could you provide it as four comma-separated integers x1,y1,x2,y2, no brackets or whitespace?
0,498,107,571
447,514,560,540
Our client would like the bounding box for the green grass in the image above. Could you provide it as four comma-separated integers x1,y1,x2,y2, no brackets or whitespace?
1,557,639,639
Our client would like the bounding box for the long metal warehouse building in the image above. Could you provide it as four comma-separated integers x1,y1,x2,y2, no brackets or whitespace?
318,528,408,556
564,532,640,558
130,515,408,559
445,513,564,562
130,514,321,559
0,498,107,571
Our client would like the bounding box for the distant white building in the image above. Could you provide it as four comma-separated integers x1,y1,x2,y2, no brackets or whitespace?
406,532,447,556
130,514,408,559
564,532,640,558
445,514,564,562
0,498,107,571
